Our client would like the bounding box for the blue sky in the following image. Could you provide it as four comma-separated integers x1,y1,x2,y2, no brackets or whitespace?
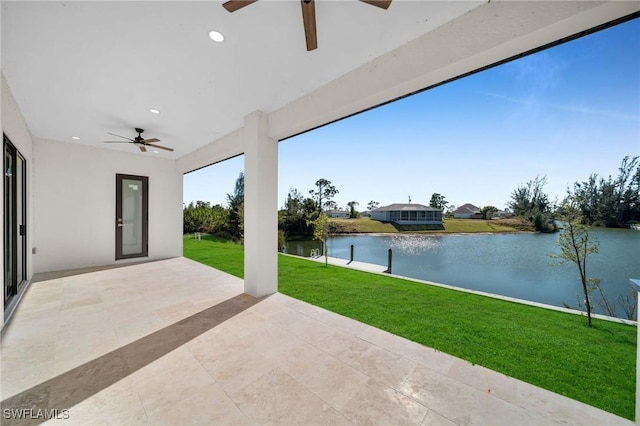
184,17,640,211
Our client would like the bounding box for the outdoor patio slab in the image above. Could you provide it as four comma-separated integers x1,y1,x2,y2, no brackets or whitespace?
0,257,633,425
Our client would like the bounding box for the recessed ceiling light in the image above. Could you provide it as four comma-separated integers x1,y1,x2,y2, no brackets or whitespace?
208,30,224,43
149,108,160,114
71,136,80,140
153,150,159,154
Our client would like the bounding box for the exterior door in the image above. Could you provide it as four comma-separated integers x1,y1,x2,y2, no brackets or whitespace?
4,135,27,307
115,174,148,260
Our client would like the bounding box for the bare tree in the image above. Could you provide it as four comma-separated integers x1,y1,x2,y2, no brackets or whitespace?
595,286,616,317
551,196,600,327
618,291,638,321
308,213,329,266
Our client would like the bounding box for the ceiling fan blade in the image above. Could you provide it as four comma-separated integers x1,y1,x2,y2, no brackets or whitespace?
359,0,392,10
107,132,134,142
142,138,160,143
300,0,317,51
150,144,174,152
138,145,147,153
104,141,131,144
222,0,258,12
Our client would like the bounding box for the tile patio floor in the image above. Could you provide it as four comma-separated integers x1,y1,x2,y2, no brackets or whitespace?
0,257,633,425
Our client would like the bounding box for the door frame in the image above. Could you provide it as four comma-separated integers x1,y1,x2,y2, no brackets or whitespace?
115,173,149,260
3,134,27,308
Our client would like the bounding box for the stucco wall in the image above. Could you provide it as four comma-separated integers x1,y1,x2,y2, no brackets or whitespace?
2,75,34,165
33,139,182,273
2,73,35,275
370,211,389,222
453,213,473,219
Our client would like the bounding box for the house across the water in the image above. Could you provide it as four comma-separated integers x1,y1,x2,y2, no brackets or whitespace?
452,203,483,219
491,210,514,219
371,204,443,225
324,209,350,218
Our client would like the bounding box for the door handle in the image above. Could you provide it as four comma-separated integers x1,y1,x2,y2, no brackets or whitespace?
117,224,125,227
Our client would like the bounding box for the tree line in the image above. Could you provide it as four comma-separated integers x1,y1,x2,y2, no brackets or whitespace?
183,155,639,239
183,175,344,239
183,172,244,241
280,179,340,236
509,156,639,232
568,156,640,227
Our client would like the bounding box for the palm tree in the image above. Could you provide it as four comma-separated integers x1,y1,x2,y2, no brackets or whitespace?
346,201,359,219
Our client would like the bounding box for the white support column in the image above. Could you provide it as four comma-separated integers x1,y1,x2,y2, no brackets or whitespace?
243,111,278,297
631,278,640,425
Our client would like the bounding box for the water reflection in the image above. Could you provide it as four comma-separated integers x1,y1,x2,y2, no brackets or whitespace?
389,234,443,255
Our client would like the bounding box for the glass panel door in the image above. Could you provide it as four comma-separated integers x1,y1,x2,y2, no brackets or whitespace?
4,136,27,307
115,174,148,260
4,142,14,305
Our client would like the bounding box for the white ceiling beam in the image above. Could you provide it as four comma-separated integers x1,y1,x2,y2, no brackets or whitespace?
176,127,245,175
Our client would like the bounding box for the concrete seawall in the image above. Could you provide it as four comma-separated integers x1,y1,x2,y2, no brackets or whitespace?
285,253,637,326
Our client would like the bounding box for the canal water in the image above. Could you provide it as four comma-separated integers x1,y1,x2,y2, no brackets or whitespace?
285,228,640,318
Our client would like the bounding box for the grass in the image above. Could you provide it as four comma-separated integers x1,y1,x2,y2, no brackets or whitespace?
184,234,636,420
183,234,245,278
329,217,398,233
329,217,532,233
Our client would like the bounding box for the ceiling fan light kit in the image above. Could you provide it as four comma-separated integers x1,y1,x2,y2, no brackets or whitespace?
222,0,392,51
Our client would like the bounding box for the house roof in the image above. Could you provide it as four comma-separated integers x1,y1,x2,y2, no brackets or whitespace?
452,203,480,214
373,204,441,212
3,1,634,168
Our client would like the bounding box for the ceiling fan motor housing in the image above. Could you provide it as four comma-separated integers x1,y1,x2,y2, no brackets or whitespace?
134,128,144,142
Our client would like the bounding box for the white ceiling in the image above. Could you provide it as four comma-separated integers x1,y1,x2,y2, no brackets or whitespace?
1,0,484,158
4,1,639,164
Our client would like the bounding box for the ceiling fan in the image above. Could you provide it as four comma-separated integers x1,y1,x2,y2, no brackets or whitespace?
222,0,392,51
104,128,174,153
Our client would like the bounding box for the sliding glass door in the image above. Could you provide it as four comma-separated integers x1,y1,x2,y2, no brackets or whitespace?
4,135,27,307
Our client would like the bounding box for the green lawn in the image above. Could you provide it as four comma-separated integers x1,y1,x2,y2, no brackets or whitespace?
183,234,245,278
329,217,398,233
184,234,636,420
328,217,531,233
438,218,529,233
